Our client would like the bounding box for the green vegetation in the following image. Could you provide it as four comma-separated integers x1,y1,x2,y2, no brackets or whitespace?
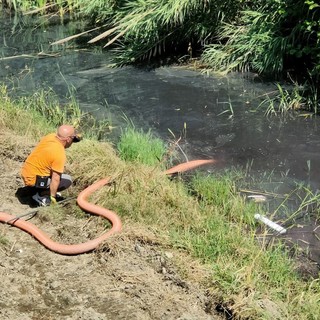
72,0,243,65
1,88,320,319
118,125,166,166
0,234,9,245
2,0,78,15
0,85,109,140
258,83,304,117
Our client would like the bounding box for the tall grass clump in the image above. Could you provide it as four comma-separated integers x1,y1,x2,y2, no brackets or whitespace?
190,172,237,211
258,83,305,116
68,138,126,188
201,10,284,75
117,126,166,166
2,0,78,16
179,171,259,261
79,0,243,65
74,0,118,21
269,76,320,115
0,85,56,137
0,85,109,140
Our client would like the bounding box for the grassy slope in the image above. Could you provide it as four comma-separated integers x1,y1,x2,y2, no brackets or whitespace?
0,86,319,319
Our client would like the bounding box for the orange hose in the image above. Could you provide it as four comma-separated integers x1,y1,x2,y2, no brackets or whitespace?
164,159,216,175
0,178,121,255
0,159,215,255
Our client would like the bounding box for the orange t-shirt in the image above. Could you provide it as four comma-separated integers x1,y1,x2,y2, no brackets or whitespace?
21,133,66,186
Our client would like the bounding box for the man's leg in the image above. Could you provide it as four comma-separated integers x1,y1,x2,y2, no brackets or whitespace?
37,174,72,193
57,174,72,191
15,186,37,204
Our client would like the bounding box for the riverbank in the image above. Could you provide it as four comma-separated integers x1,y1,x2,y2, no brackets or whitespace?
0,91,222,319
0,145,218,320
0,88,320,319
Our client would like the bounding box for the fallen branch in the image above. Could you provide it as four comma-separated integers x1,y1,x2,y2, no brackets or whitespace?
239,188,286,198
0,54,36,61
23,3,59,15
50,25,107,46
0,52,60,61
88,26,120,44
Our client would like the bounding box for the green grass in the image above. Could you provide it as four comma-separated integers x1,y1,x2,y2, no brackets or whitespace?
2,0,77,15
0,85,110,140
91,163,319,319
117,126,167,166
257,83,305,116
0,235,9,246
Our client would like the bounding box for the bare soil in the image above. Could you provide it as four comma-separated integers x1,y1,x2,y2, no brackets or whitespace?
0,130,223,320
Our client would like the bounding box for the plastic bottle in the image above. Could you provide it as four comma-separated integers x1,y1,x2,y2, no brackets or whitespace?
254,213,287,234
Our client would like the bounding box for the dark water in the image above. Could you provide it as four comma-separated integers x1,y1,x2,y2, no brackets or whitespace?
1,12,319,266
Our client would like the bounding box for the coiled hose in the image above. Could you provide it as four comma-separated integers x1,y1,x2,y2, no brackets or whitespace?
0,159,215,255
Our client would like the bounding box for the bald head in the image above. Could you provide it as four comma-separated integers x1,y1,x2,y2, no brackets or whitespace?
57,125,75,139
56,125,76,148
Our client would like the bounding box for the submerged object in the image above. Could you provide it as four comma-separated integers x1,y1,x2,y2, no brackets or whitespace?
254,213,287,234
247,194,267,203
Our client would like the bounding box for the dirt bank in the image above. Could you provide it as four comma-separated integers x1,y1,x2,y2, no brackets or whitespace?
0,129,224,320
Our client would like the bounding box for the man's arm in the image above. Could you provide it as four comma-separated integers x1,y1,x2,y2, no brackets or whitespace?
50,170,61,198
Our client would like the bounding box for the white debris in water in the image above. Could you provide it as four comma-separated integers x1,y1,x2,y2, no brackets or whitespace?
247,195,267,203
254,214,287,234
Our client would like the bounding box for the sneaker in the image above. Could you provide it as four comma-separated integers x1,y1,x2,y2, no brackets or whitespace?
55,192,65,202
32,193,51,207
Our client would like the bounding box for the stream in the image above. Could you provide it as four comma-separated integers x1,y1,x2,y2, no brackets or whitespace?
0,11,319,269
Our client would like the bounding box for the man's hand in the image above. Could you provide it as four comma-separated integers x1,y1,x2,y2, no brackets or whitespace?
50,196,57,205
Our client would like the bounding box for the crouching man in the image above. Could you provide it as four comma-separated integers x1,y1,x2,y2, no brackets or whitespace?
21,124,81,206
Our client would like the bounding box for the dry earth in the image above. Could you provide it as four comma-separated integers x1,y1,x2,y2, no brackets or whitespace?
0,130,224,320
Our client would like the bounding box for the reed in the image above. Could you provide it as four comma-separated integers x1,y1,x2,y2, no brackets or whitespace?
2,0,76,15
258,83,305,116
73,0,238,65
201,10,283,75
